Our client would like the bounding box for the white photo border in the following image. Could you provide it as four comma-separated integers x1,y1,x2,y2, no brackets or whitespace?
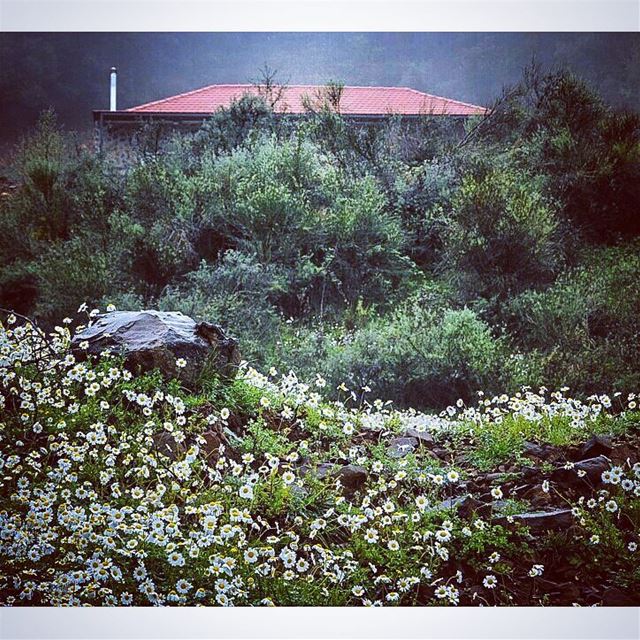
0,0,638,31
1,606,639,639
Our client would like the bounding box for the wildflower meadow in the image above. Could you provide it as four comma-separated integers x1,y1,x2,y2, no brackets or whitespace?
1,308,638,607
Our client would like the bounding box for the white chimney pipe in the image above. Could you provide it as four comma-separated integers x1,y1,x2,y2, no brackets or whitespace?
110,67,117,111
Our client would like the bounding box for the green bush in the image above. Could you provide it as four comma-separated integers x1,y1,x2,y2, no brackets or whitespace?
27,235,115,319
316,175,414,308
276,288,504,409
192,138,413,313
507,243,640,393
0,111,126,319
442,166,563,303
1,63,638,412
481,68,640,240
157,253,285,367
193,94,277,156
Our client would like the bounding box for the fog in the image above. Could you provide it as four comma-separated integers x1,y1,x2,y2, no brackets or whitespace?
1,32,639,143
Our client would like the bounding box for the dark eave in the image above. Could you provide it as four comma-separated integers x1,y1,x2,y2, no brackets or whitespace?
93,110,473,123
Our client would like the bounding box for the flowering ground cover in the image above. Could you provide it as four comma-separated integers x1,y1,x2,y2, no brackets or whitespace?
1,311,639,606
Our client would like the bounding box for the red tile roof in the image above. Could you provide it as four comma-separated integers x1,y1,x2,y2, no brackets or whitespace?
127,84,488,117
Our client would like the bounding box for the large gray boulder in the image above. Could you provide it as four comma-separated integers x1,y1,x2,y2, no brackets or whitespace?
71,310,240,386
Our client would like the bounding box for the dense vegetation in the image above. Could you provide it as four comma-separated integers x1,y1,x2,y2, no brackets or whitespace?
1,66,638,411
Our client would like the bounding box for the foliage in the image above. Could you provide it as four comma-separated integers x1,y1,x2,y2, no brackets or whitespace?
193,95,277,156
479,66,640,240
442,165,563,303
275,288,504,408
157,253,285,366
506,244,640,394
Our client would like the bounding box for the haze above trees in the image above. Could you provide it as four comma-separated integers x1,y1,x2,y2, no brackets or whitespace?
1,33,639,144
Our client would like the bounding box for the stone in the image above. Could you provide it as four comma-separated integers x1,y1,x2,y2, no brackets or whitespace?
520,485,555,508
72,310,240,387
522,441,554,459
201,429,225,462
404,428,435,446
312,462,339,479
432,494,484,517
483,472,506,482
551,455,610,487
387,436,418,459
430,447,449,461
152,431,185,461
601,586,640,606
576,435,612,461
498,508,574,532
521,466,542,482
335,465,368,493
302,462,367,495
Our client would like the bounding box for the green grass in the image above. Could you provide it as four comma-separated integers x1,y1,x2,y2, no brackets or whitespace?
455,411,640,471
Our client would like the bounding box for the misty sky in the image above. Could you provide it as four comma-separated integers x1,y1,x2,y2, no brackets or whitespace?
1,32,639,143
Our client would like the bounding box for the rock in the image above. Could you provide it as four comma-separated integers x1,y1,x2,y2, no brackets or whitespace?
601,586,640,606
576,435,612,461
522,441,554,459
72,310,240,387
498,508,574,532
312,462,339,479
520,485,555,508
201,429,225,462
483,472,506,483
152,431,185,460
431,447,449,459
552,582,582,606
404,428,435,446
303,463,367,495
432,494,483,517
335,465,368,494
521,466,542,482
551,455,610,487
610,443,638,465
387,436,418,459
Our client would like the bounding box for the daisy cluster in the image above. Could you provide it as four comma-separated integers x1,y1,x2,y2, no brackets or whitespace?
443,388,635,430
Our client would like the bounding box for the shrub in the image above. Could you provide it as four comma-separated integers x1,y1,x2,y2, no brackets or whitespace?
193,94,276,156
480,68,640,241
123,159,199,289
506,243,640,393
316,175,414,309
277,288,504,409
442,166,563,303
194,136,326,264
157,253,285,367
27,235,115,321
194,139,413,313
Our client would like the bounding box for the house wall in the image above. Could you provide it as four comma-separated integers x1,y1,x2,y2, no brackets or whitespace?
93,112,473,164
93,114,206,163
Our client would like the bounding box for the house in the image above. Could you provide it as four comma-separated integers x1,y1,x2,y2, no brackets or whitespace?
93,75,489,157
